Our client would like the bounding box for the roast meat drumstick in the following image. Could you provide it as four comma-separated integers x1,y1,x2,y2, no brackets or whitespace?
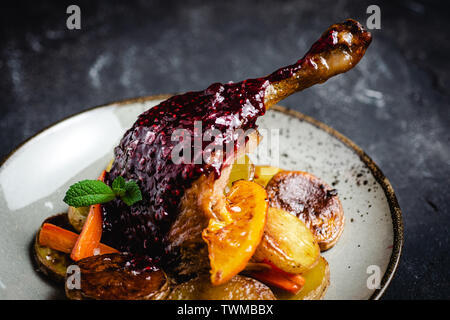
101,19,371,281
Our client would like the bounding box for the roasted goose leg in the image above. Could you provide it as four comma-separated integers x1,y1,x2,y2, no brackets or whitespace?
102,19,371,282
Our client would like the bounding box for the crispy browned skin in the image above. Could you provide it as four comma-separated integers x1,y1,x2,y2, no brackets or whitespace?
266,171,344,251
66,253,169,300
263,19,372,108
165,19,369,278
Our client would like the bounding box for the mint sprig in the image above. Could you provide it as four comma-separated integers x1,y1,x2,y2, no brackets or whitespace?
63,176,142,207
121,181,142,206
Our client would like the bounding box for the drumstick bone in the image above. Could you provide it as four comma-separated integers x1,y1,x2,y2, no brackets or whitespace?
263,18,372,109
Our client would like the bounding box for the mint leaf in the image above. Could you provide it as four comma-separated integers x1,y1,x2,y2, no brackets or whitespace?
120,180,143,206
63,180,115,207
63,176,143,208
111,176,126,197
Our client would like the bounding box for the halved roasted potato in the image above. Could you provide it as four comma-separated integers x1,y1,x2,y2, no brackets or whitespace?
33,213,75,282
275,256,330,300
202,180,268,285
253,207,320,274
66,253,170,300
266,171,344,250
167,274,275,300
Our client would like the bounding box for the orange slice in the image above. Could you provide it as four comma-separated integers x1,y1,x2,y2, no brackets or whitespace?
202,180,268,285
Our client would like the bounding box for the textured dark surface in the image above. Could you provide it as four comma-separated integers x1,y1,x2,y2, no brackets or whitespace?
0,0,449,299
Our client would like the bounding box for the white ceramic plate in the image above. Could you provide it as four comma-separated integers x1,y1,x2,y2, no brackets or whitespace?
0,96,403,300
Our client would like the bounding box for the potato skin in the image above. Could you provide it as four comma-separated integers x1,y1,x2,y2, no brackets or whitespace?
253,207,320,274
275,256,330,300
66,253,170,300
266,171,344,251
299,256,330,300
167,274,276,300
33,213,75,283
67,206,89,233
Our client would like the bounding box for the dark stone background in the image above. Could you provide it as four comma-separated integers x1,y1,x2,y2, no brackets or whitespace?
0,0,448,299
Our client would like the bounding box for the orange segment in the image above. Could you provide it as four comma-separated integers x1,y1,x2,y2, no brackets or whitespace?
202,180,268,285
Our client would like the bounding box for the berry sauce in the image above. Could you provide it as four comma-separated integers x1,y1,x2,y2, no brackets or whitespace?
102,79,269,258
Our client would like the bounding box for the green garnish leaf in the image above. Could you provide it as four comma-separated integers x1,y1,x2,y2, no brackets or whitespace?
63,180,115,207
120,180,143,206
111,176,126,197
63,176,143,207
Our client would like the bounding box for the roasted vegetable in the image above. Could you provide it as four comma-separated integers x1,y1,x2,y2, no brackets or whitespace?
227,155,255,189
253,207,320,274
70,204,104,261
67,206,89,233
276,256,330,300
39,223,118,255
66,253,170,300
167,274,275,300
253,166,282,187
33,213,75,282
248,265,305,295
266,171,344,250
70,171,107,261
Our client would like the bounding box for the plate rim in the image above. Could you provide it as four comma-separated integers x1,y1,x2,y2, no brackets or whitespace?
0,94,403,300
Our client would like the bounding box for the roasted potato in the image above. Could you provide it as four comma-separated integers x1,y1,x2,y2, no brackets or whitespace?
66,253,170,300
253,207,320,274
275,256,330,300
67,206,89,233
33,213,75,282
167,274,275,300
266,171,344,250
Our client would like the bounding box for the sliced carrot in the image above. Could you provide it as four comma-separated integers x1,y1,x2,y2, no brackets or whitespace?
70,171,108,261
39,223,118,255
70,204,104,261
97,169,107,182
284,273,305,288
39,223,78,253
250,269,303,295
262,259,306,287
248,259,306,294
